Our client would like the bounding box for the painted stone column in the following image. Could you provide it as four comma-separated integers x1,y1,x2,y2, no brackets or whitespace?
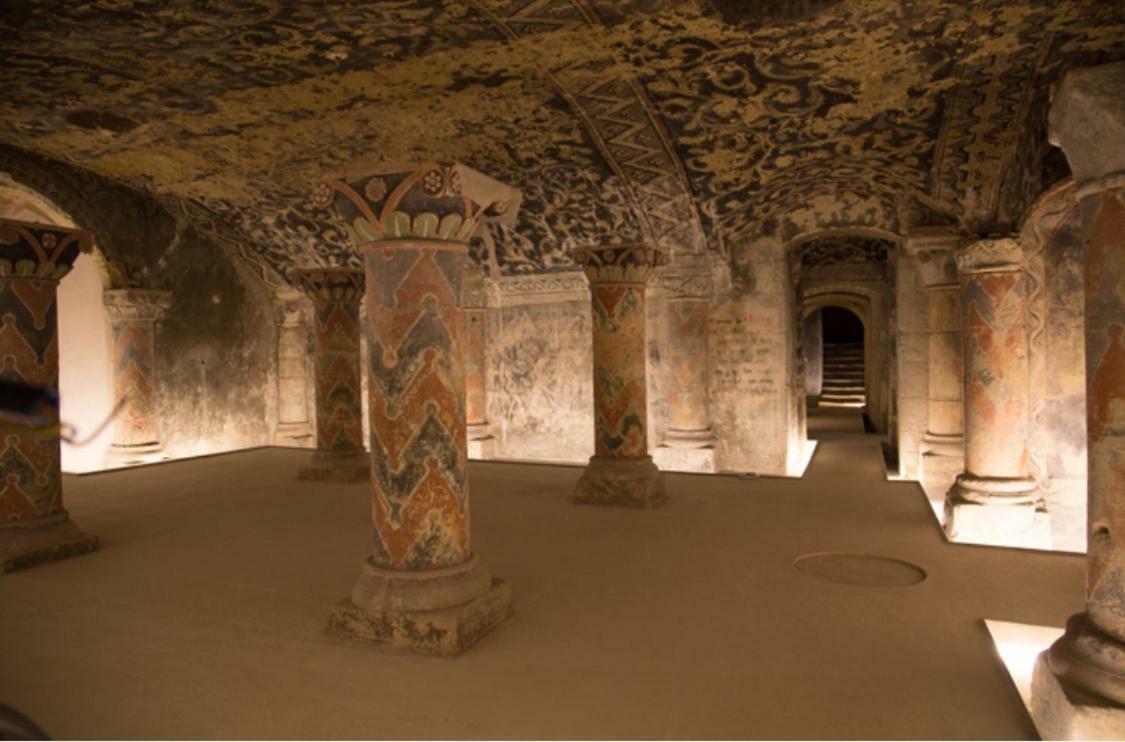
463,263,495,460
273,287,313,446
314,162,519,655
944,237,1049,548
653,256,716,473
915,245,965,499
104,289,171,466
574,243,667,507
294,268,368,483
0,219,98,572
1031,60,1125,737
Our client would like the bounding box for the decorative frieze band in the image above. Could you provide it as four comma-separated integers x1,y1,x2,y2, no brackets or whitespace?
955,236,1024,275
103,289,172,322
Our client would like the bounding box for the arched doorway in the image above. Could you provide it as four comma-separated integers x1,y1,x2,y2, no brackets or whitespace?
813,306,865,408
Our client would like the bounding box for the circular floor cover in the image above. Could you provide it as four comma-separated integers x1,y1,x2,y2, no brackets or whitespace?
793,552,926,587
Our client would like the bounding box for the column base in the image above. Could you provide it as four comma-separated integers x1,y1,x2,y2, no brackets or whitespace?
919,436,963,500
467,435,497,461
297,450,370,484
274,422,313,447
574,455,667,508
327,556,511,656
1,513,99,574
106,441,165,467
661,428,717,449
653,445,715,473
944,474,1051,549
1032,618,1125,740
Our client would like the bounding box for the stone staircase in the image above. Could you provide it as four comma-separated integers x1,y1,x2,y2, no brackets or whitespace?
818,342,865,408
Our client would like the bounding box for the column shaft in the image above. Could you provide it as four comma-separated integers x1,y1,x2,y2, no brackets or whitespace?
0,219,98,572
944,238,1047,547
317,161,516,655
296,269,367,483
574,243,666,507
104,289,170,465
273,289,312,445
462,266,494,458
1033,60,1125,729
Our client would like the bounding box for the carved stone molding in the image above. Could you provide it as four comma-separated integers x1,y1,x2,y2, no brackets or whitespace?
574,243,666,285
0,218,91,280
315,162,521,248
955,236,1023,275
915,249,960,290
103,289,172,322
1049,61,1125,194
272,286,311,327
294,267,364,304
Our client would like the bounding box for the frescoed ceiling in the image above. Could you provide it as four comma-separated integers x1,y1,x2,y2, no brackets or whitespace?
0,0,1122,284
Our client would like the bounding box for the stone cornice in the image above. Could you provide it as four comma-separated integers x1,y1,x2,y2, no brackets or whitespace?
273,286,312,326
295,267,364,304
103,289,172,321
955,237,1023,275
0,218,92,280
915,248,959,290
314,162,521,248
574,243,666,286
902,225,960,256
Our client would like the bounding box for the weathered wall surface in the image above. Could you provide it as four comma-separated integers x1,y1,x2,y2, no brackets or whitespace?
487,277,594,463
1027,209,1087,551
896,253,929,480
155,229,275,459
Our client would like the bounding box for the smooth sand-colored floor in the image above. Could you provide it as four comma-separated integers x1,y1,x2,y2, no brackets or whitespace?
0,411,1085,739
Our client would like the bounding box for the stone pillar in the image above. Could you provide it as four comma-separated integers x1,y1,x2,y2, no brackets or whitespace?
273,287,313,446
574,243,667,507
944,237,1049,548
314,162,519,655
653,256,716,473
463,264,495,460
1031,60,1125,737
915,243,965,499
104,289,171,466
0,219,98,572
294,268,368,483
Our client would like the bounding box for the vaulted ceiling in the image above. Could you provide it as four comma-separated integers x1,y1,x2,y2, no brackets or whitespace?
1,0,1122,285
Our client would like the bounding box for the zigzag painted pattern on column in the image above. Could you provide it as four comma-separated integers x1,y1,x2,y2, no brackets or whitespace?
314,301,364,452
365,246,469,571
0,276,61,520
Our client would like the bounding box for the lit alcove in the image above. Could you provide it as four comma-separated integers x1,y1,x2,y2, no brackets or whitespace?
57,251,114,472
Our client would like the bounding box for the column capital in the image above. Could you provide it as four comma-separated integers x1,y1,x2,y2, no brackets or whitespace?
1049,61,1125,199
103,289,172,322
313,161,522,248
295,267,364,304
575,243,667,285
0,218,92,281
654,251,716,299
273,286,311,326
955,236,1023,275
915,248,959,290
903,225,960,257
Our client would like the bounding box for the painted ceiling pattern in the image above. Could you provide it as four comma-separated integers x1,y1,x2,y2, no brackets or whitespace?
0,0,1122,284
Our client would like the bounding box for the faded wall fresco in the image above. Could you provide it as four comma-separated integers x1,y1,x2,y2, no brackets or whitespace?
488,295,594,463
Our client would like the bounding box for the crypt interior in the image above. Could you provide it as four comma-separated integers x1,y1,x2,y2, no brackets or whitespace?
1,1,1124,739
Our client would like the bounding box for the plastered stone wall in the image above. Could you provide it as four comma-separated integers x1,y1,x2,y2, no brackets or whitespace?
155,230,274,459
710,249,796,476
487,278,594,464
896,253,929,480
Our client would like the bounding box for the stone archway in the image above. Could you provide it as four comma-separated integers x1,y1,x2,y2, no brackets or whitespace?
0,175,115,472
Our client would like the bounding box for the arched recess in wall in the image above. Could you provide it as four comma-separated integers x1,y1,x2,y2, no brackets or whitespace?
0,173,115,472
1018,177,1088,553
788,231,899,443
803,291,873,411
